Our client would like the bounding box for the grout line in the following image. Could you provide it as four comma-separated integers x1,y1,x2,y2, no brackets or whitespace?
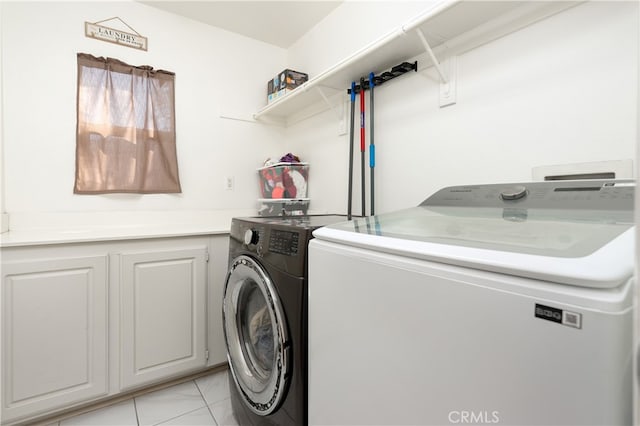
194,378,219,425
141,380,209,426
133,397,141,426
151,402,211,426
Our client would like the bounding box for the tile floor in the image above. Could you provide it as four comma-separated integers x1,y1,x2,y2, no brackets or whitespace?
51,369,238,426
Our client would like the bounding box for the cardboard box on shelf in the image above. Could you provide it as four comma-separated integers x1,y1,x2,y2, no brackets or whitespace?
267,69,308,104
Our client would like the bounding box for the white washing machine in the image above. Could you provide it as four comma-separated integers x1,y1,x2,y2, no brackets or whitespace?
308,180,634,426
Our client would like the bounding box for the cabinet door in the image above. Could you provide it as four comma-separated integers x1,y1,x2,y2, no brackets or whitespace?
119,247,207,390
2,256,108,423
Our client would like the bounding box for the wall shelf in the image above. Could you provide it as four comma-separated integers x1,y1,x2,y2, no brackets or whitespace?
252,0,580,125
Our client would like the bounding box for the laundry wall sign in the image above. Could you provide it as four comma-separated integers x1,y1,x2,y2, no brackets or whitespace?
85,17,148,51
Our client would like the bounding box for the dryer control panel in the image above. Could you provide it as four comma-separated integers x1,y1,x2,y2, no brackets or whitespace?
269,229,300,256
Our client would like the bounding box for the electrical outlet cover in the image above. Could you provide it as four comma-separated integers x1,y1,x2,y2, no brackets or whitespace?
224,176,234,191
439,56,457,108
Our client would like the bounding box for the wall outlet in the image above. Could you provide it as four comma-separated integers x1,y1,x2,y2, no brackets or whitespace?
224,176,234,191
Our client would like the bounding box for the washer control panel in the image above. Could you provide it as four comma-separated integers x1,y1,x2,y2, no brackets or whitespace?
422,180,634,210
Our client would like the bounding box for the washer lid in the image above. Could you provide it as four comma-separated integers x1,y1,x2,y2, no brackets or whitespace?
314,180,635,288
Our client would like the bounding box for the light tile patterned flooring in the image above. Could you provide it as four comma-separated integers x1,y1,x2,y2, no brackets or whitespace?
50,369,237,426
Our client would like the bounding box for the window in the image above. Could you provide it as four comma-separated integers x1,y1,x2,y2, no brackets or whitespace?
74,53,181,194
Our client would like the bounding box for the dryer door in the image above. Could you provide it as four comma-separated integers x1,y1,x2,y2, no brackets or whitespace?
223,255,290,416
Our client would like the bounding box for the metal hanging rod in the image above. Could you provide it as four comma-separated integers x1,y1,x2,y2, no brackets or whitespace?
347,61,418,94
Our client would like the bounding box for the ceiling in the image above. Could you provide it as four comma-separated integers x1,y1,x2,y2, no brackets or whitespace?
140,1,343,48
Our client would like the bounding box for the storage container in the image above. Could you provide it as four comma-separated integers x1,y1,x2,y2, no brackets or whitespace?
258,198,310,216
258,162,308,199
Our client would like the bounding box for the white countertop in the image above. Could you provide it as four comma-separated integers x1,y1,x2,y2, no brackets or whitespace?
0,209,256,247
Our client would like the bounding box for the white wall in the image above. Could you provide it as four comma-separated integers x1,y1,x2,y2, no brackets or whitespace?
1,1,638,221
1,1,287,216
287,1,638,215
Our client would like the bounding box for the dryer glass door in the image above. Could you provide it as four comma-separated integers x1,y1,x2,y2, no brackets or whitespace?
223,255,289,416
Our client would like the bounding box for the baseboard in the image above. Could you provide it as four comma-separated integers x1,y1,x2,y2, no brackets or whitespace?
23,364,228,426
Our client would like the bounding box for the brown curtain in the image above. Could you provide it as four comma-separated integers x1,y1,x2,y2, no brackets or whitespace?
74,53,181,194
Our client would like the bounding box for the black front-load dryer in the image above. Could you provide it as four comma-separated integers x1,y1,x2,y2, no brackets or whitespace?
223,215,346,426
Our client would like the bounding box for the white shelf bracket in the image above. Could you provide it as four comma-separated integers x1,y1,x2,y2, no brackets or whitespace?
316,87,341,120
415,28,457,107
415,28,448,84
316,87,348,135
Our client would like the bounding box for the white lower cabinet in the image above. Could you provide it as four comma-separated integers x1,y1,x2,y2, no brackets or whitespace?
118,247,208,389
1,255,109,423
1,236,223,425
